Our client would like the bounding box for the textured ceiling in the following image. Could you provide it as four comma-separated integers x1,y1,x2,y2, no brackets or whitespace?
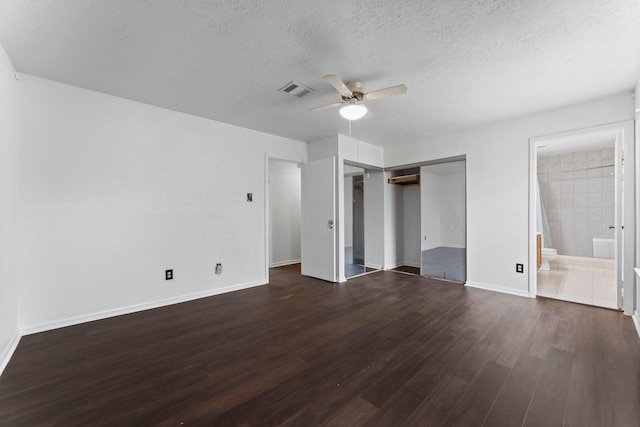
0,1,639,147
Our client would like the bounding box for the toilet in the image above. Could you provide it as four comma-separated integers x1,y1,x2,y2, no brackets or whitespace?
540,248,557,271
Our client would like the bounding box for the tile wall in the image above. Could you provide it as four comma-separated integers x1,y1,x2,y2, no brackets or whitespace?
537,148,615,257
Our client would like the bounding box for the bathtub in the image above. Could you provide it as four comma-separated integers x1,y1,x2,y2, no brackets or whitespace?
592,236,615,260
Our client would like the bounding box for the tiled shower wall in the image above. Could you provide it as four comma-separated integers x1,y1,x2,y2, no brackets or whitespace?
537,148,615,257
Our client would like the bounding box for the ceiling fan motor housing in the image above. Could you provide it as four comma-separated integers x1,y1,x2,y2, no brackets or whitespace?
343,81,364,102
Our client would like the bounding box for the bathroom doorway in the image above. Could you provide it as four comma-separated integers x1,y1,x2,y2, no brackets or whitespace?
529,122,635,312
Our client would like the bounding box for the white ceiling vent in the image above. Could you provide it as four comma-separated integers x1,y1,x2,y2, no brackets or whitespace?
279,81,315,98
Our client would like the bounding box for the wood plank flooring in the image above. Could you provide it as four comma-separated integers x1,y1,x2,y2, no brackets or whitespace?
1,264,639,426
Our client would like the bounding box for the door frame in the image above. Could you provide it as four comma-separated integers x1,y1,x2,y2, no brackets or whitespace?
528,121,635,314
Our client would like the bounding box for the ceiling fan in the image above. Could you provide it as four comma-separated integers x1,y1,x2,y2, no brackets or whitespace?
309,75,407,120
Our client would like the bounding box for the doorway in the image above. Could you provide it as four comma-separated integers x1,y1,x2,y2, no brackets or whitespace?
266,157,302,281
529,122,635,312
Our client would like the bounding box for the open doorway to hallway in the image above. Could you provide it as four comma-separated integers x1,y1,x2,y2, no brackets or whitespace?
266,158,301,281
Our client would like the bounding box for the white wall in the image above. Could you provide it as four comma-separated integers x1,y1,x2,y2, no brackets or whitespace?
15,74,307,332
269,160,301,267
403,185,421,267
0,42,19,373
340,134,384,169
386,93,635,296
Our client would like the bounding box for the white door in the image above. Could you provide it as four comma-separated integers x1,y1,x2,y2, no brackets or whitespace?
301,157,336,282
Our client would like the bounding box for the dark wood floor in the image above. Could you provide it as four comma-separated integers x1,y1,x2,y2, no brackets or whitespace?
1,264,639,426
391,265,421,275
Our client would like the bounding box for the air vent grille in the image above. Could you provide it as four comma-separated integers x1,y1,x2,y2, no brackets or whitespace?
278,81,315,98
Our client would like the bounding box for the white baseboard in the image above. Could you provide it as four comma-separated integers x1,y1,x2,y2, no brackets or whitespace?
383,263,401,271
402,261,421,268
20,280,267,336
270,259,301,268
365,263,382,270
633,311,640,338
465,281,531,298
0,333,21,377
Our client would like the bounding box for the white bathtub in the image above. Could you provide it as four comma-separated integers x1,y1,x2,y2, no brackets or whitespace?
592,236,615,259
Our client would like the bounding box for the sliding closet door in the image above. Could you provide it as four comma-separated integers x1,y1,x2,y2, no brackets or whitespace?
420,161,466,283
352,175,365,266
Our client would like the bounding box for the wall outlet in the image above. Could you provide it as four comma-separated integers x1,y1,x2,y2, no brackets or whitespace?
516,263,524,273
215,263,222,274
165,269,173,280
247,193,253,202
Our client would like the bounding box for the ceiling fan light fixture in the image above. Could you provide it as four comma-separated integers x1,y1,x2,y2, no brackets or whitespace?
339,104,367,120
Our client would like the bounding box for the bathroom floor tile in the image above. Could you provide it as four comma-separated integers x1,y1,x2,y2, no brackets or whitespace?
559,292,593,306
537,271,563,298
538,256,617,309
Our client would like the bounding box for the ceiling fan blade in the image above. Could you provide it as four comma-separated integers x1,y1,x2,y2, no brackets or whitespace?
309,101,344,112
324,75,352,97
364,84,407,101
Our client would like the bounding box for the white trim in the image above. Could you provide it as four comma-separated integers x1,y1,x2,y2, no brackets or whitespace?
365,262,383,270
528,137,538,297
383,263,421,271
633,310,640,338
0,333,21,377
270,259,301,268
20,280,267,336
402,261,421,268
466,281,531,298
264,155,270,285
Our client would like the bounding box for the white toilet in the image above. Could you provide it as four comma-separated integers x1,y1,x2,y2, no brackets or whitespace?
540,248,557,271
